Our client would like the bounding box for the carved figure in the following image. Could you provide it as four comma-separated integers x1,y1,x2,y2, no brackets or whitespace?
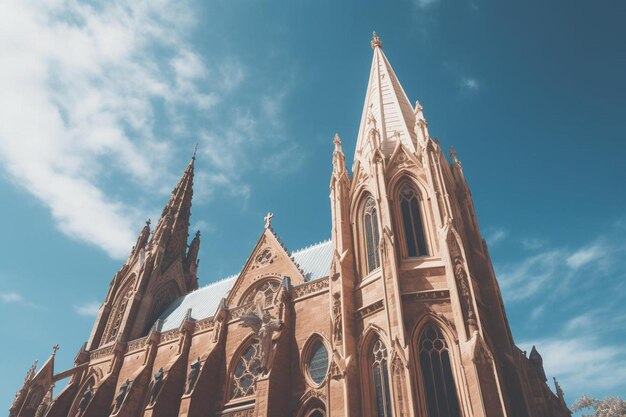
149,368,164,405
240,301,283,373
186,358,201,394
112,379,131,413
332,292,342,345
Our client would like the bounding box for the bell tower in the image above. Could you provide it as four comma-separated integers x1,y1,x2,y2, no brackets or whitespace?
86,155,200,350
328,32,555,417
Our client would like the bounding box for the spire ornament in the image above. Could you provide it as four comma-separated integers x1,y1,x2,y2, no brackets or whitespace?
264,212,274,229
371,31,382,49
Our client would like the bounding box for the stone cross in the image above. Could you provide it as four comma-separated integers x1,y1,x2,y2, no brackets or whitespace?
264,212,274,229
52,344,59,355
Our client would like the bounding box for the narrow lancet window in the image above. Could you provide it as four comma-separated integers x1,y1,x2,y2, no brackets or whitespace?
399,185,427,257
363,197,381,273
372,339,393,417
418,325,461,417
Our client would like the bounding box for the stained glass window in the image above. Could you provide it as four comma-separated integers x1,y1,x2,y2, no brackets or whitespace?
372,339,393,417
308,341,329,385
418,325,461,417
399,185,427,257
230,344,261,399
363,197,380,273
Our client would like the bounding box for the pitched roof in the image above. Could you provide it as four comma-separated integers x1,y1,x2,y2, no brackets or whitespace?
158,239,332,331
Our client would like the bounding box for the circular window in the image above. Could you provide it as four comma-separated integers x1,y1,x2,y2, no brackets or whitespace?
307,340,329,385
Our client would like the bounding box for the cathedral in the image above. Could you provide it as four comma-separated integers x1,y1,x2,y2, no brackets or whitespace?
9,33,571,417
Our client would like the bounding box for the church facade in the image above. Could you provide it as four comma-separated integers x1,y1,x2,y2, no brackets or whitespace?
10,34,571,417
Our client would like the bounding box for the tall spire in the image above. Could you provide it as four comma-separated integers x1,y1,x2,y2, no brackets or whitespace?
354,32,418,167
151,154,195,265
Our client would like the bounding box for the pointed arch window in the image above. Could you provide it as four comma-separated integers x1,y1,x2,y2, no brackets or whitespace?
418,325,461,417
363,196,381,273
229,343,261,400
371,339,393,417
399,185,428,257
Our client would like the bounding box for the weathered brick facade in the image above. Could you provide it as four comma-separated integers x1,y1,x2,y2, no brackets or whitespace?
10,33,571,417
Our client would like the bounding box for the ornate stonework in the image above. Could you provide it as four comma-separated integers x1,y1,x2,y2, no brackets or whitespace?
10,34,570,417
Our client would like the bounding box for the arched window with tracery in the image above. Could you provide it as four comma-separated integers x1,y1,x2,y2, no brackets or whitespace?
417,325,461,417
229,343,261,400
362,196,381,274
371,338,393,417
399,184,428,257
241,280,281,307
104,278,135,344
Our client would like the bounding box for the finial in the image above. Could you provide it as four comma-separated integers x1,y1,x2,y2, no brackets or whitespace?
52,344,60,355
333,133,342,151
449,147,457,162
146,218,151,227
192,143,199,160
195,230,200,238
371,31,382,49
264,212,274,229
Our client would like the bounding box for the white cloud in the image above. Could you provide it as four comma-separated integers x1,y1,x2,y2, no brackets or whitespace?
530,305,545,320
74,301,101,317
520,336,626,394
460,77,479,91
497,249,563,302
0,292,23,303
496,233,625,303
415,0,439,8
485,227,507,247
521,238,547,250
0,0,288,259
566,243,606,270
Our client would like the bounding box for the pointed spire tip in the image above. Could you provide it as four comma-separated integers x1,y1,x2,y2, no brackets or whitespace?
192,143,199,160
371,31,382,49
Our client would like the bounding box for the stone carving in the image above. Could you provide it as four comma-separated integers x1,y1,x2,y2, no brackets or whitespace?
240,301,283,374
354,299,384,319
186,358,201,394
293,277,329,299
149,368,164,405
453,257,477,331
127,336,148,352
76,385,92,416
391,355,407,417
212,317,222,342
332,293,342,345
112,379,132,414
401,290,450,301
221,408,254,417
89,345,115,361
264,212,273,229
329,360,342,380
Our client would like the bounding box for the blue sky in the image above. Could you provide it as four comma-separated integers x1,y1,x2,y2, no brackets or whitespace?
0,0,624,411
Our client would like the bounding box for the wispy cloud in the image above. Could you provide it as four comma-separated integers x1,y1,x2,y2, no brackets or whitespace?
496,233,624,303
521,237,547,250
0,0,293,260
460,77,480,92
0,290,44,309
0,292,23,303
521,306,626,395
485,227,507,247
74,302,101,317
414,0,439,9
521,335,626,394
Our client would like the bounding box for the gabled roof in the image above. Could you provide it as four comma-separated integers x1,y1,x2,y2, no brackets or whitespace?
158,240,332,331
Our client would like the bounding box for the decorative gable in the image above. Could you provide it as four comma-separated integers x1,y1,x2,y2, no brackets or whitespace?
226,226,306,307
